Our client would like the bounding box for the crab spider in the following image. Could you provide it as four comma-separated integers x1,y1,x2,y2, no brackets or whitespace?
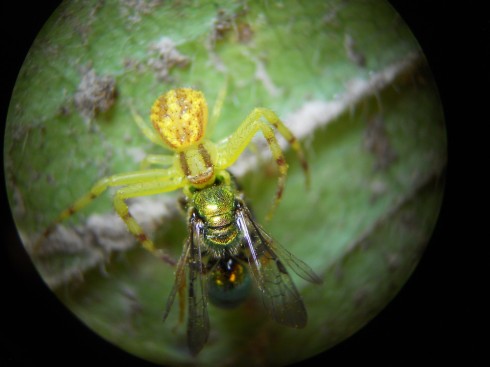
36,88,309,260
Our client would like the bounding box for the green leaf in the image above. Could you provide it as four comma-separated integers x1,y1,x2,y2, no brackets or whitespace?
4,1,446,366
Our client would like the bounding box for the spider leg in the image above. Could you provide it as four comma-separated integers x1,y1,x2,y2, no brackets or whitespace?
130,102,167,148
215,108,309,218
113,176,185,255
35,168,184,257
208,78,229,133
139,154,175,170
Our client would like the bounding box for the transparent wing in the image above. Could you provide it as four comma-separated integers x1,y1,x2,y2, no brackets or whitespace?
161,216,209,356
237,206,320,328
254,223,323,285
162,235,190,323
186,217,210,356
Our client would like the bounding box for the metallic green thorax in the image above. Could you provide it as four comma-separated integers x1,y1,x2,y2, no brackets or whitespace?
193,184,240,250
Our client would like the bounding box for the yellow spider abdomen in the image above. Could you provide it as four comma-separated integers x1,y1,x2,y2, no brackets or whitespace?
150,88,208,151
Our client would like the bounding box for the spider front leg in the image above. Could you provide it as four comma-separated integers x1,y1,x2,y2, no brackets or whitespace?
112,176,185,257
35,168,185,263
129,102,167,148
139,154,175,170
215,107,310,218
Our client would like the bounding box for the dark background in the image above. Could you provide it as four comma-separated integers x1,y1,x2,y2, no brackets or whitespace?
1,1,483,366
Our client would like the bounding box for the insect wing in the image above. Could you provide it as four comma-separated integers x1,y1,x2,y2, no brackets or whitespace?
186,218,210,356
162,222,194,323
162,217,209,356
254,223,323,285
237,208,310,328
